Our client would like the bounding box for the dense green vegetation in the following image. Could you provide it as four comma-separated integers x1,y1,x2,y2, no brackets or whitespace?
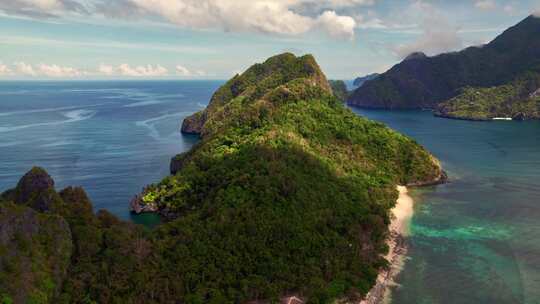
435,73,540,120
143,53,444,302
348,15,540,110
328,80,349,101
1,53,443,303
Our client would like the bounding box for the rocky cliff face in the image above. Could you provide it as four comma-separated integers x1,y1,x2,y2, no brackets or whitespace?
348,15,540,109
0,168,155,304
1,168,73,304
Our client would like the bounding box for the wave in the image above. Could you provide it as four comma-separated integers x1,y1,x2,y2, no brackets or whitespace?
0,102,110,117
0,109,96,133
123,94,185,108
135,112,191,141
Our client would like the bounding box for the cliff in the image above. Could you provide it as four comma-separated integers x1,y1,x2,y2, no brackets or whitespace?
348,15,540,110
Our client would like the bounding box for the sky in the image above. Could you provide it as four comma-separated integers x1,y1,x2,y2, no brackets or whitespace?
0,0,539,80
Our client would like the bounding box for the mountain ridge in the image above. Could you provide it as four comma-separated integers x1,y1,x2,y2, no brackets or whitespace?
347,15,540,111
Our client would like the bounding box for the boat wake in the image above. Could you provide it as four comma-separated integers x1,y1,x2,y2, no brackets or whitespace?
135,112,191,141
0,109,96,133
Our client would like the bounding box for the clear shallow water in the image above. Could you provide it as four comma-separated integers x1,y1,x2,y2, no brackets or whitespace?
1,82,539,303
352,109,540,304
0,81,221,224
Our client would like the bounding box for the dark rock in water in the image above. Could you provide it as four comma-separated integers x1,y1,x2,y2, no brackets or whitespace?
181,111,205,135
512,112,526,120
129,193,158,214
14,166,54,204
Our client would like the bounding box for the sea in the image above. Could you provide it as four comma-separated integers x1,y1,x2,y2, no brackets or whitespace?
1,81,539,303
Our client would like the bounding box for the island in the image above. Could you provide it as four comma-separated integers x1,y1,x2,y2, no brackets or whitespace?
1,53,445,304
347,15,540,121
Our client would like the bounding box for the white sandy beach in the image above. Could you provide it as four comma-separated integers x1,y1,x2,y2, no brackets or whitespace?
359,186,414,304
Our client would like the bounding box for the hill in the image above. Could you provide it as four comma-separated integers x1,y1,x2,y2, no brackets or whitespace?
137,53,445,302
348,15,540,110
435,72,540,120
1,53,444,304
328,79,349,101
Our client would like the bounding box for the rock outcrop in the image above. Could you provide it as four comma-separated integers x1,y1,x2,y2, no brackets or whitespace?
0,201,72,303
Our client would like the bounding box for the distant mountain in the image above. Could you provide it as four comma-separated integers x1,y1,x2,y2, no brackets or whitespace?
352,73,379,88
328,79,349,101
348,15,540,110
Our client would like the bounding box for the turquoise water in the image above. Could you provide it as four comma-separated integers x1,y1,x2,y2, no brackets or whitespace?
352,109,540,304
1,82,539,303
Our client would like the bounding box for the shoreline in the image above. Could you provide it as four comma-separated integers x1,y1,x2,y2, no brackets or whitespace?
359,186,414,304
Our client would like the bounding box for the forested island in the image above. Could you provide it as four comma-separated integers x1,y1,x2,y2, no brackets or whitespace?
347,15,540,121
1,53,444,303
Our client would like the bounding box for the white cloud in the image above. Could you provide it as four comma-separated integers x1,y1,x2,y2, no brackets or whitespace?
14,62,37,76
10,62,84,77
38,63,83,77
0,63,12,76
117,64,168,77
2,0,376,39
175,65,191,76
317,11,356,40
474,0,496,10
98,64,115,75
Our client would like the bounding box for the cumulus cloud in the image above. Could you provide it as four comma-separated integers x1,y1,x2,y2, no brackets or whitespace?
14,62,38,76
2,0,370,40
0,63,12,76
98,64,115,75
317,11,356,40
117,64,168,77
474,0,496,10
10,62,83,77
122,0,361,38
38,63,83,77
175,65,191,76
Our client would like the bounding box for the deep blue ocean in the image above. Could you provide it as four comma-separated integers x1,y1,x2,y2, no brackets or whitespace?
1,81,539,303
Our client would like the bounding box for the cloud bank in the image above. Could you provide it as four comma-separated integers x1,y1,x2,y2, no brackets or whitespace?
2,0,376,40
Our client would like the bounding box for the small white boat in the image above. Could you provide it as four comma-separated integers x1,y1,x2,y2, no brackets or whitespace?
492,117,512,121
